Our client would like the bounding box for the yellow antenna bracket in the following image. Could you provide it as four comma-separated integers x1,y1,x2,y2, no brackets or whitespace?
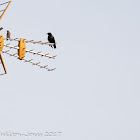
18,38,26,60
0,35,4,51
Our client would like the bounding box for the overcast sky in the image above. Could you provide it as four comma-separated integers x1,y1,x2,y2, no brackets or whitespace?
0,0,140,140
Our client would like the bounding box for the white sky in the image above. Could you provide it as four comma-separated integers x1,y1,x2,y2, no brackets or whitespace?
0,0,140,140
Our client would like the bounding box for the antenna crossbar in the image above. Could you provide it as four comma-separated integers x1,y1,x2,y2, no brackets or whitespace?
0,1,10,6
0,10,5,13
2,50,55,71
4,38,56,46
4,44,56,59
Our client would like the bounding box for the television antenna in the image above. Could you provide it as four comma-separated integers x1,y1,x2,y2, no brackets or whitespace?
0,1,56,74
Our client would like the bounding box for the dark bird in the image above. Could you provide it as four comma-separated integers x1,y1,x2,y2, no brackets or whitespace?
47,32,56,49
6,30,11,40
0,27,3,31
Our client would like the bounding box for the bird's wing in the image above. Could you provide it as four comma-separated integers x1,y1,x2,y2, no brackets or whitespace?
48,36,50,42
52,36,55,43
51,36,55,43
48,36,55,43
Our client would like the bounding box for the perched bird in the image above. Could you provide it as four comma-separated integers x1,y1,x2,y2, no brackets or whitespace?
0,27,3,31
6,30,11,40
47,32,56,49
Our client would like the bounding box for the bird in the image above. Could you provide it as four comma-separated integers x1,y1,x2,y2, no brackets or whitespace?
6,30,11,40
0,27,3,31
47,32,56,49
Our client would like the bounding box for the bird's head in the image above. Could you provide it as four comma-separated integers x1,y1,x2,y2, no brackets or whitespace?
47,32,52,36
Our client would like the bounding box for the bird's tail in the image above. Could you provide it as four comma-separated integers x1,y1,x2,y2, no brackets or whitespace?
54,44,56,49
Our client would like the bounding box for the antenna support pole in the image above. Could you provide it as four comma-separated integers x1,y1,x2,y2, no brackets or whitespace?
0,52,7,74
0,1,12,21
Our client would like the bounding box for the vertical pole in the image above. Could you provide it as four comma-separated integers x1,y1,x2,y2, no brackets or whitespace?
0,1,12,21
0,52,7,74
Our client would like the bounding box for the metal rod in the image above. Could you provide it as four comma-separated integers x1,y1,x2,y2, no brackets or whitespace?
2,50,55,71
0,51,7,74
4,44,56,59
0,1,12,21
4,38,56,46
0,1,10,6
0,10,5,13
